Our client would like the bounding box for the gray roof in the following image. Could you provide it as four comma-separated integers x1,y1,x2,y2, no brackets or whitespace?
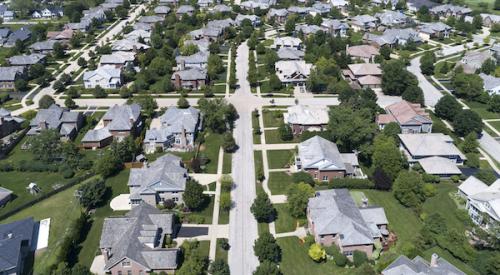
171,68,207,81
308,189,383,246
30,104,79,130
83,66,122,83
399,133,466,160
351,14,378,25
0,217,35,272
138,15,164,24
81,127,112,142
211,4,232,13
365,28,421,47
159,106,200,133
188,27,222,39
312,2,331,13
176,5,195,14
103,103,141,131
321,19,349,31
277,48,305,60
287,6,311,14
374,11,410,26
29,40,57,51
8,54,45,66
268,8,288,17
480,73,500,92
298,136,358,172
0,66,24,81
100,203,178,271
430,4,471,15
154,6,171,14
5,28,31,45
206,18,236,30
417,156,461,175
383,254,465,275
128,154,187,196
418,22,451,34
295,24,325,35
0,28,11,38
407,0,438,9
0,186,13,203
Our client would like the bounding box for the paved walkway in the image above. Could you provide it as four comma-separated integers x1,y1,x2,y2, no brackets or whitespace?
209,147,225,261
90,255,105,275
191,173,218,185
254,143,298,150
275,227,308,239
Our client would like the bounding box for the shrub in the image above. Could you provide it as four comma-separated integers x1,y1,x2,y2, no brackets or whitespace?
61,167,75,179
450,175,460,183
423,183,437,198
352,251,368,267
328,178,374,189
292,172,315,186
220,238,230,250
422,173,440,183
163,199,176,209
308,244,326,262
220,175,233,192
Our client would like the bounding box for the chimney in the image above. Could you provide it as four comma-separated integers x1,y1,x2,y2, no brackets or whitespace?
361,197,368,208
180,60,186,70
175,74,181,89
38,120,47,130
430,253,439,267
180,128,187,147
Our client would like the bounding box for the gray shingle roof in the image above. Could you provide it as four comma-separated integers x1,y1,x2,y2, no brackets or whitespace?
171,68,207,81
100,203,178,271
8,54,46,66
29,40,57,51
103,103,141,131
0,66,24,81
160,106,200,133
175,51,208,67
81,127,112,142
176,5,194,14
398,133,466,160
0,186,13,203
0,217,35,272
298,136,354,171
382,254,465,275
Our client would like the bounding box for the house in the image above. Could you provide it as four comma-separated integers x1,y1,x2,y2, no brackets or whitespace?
100,204,180,274
0,66,25,90
458,176,500,230
47,28,74,42
4,27,31,48
342,63,382,89
0,28,11,45
112,39,150,52
430,4,472,19
184,39,211,53
8,53,46,67
374,11,412,27
211,4,232,13
349,15,378,32
128,154,188,206
312,2,331,15
0,186,13,207
159,0,179,5
398,133,466,164
0,218,37,275
176,5,195,18
271,36,303,50
480,13,500,27
0,4,13,21
458,51,494,74
283,105,329,135
125,29,152,43
321,19,349,37
83,66,122,89
144,107,202,153
295,136,361,180
275,60,313,86
235,14,261,26
406,0,438,13
0,108,24,138
134,22,153,32
295,24,325,36
100,51,136,68
490,44,500,62
176,51,209,70
307,189,388,258
382,253,465,275
29,40,58,54
206,18,236,31
65,20,91,32
138,15,164,25
32,7,63,18
267,8,288,24
171,68,208,90
364,28,421,48
371,0,398,8
277,48,305,60
417,22,452,41
154,5,171,16
330,0,349,14
240,0,271,10
346,45,379,63
480,73,500,95
188,27,223,41
376,100,432,133
28,104,83,141
198,0,213,8
287,6,311,16
418,156,462,178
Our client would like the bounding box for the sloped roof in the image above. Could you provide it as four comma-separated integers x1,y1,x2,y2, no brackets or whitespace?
418,156,462,175
298,136,356,171
321,19,349,31
382,100,431,126
171,68,207,81
398,133,465,159
284,105,328,125
0,217,35,272
346,45,379,58
348,63,382,76
383,254,465,275
30,104,64,129
277,48,305,60
81,127,112,142
459,176,489,197
103,103,141,131
83,65,121,83
159,106,200,133
0,66,24,81
8,54,45,66
479,73,500,92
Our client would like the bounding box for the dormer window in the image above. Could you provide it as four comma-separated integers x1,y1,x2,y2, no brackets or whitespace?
122,260,131,267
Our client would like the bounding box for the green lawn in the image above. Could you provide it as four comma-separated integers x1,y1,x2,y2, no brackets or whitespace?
487,120,500,132
265,129,300,144
277,237,352,275
218,187,230,224
263,110,284,128
254,150,264,184
267,149,294,169
268,172,292,195
184,196,215,224
223,152,232,174
77,170,130,267
258,222,269,235
464,100,500,120
274,203,296,233
202,133,223,174
215,238,229,261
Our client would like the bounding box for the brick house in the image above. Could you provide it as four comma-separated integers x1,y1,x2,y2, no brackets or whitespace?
171,68,208,90
283,105,329,135
376,100,432,134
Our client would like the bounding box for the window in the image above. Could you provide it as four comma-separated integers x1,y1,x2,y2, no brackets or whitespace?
122,260,130,267
314,173,318,179
322,175,328,181
343,250,353,256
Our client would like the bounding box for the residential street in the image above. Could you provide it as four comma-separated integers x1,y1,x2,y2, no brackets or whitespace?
407,56,443,108
479,132,500,164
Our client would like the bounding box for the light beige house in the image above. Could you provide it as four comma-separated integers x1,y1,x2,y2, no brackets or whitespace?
376,100,432,133
342,63,382,89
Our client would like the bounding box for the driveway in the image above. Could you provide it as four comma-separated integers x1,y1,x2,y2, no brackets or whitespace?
407,56,443,107
177,226,209,238
110,194,131,211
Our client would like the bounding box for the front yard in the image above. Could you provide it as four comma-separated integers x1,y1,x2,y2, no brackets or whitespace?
267,149,294,169
268,172,292,195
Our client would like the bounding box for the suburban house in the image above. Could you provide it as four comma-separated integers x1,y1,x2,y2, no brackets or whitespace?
235,14,261,26
198,0,213,9
211,4,232,13
295,136,361,180
29,40,58,54
31,7,63,18
28,104,83,141
417,156,462,178
321,19,349,37
271,36,303,50
307,189,389,258
275,60,313,86
138,15,164,25
3,28,31,48
417,22,452,41
283,105,329,135
0,218,37,275
82,104,142,148
144,106,202,153
83,66,122,89
112,39,150,52
241,0,272,10
171,68,208,90
175,51,209,69
0,108,24,138
99,51,136,68
189,27,223,41
346,45,379,63
342,63,382,89
376,100,432,133
65,20,91,32
8,53,46,67
184,39,210,53
479,73,500,95
267,8,288,24
458,51,494,74
295,24,325,36
382,254,465,275
277,47,305,60
374,11,412,27
398,133,466,164
0,186,13,207
100,204,180,274
458,176,500,230
406,0,438,13
331,0,349,14
287,6,311,16
176,5,195,18
481,13,500,27
430,4,472,19
0,66,25,90
128,154,188,206
364,28,421,48
349,15,378,32
154,5,171,16
0,4,14,21
125,29,152,43
490,44,500,62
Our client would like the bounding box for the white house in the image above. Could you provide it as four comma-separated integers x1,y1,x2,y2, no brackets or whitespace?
275,60,313,86
458,176,500,230
83,66,122,89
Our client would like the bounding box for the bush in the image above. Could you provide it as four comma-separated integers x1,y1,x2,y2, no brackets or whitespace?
163,199,175,209
220,238,230,250
220,175,233,192
465,153,480,168
423,183,437,197
292,172,315,186
352,251,368,267
61,167,75,179
422,173,440,183
308,244,326,262
328,178,374,189
450,175,460,183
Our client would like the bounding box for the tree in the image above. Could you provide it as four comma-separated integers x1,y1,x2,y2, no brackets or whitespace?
417,5,432,22
177,97,190,109
420,52,436,75
198,98,238,133
93,86,107,98
382,60,418,96
451,73,483,99
308,244,326,262
475,169,497,185
220,193,231,211
353,251,368,267
292,172,315,186
251,192,276,222
39,95,55,109
77,57,87,67
402,85,424,105
380,45,391,60
78,178,107,209
453,110,483,137
253,261,282,275
94,150,122,178
382,122,401,142
115,5,128,18
30,129,61,162
183,180,206,210
373,166,392,190
278,122,293,141
496,0,500,10
435,94,462,121
254,232,281,263
53,80,65,93
372,135,404,181
481,58,497,75
53,42,65,58
287,183,315,218
209,259,230,275
15,79,28,91
328,106,376,151
207,54,224,80
488,94,500,113
393,171,426,208
222,132,237,153
269,74,282,91
133,95,157,118
461,132,479,153
65,98,76,109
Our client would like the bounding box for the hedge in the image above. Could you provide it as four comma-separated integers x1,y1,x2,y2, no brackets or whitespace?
327,178,374,189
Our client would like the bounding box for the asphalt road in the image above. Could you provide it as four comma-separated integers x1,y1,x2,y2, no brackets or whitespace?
479,131,500,164
407,56,443,108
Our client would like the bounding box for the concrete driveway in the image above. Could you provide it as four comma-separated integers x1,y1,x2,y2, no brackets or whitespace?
110,194,131,211
90,255,105,275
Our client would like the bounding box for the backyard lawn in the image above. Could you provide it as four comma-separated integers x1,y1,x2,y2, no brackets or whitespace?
267,149,294,169
263,110,284,128
274,203,296,233
265,129,300,144
268,172,292,195
184,196,215,224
